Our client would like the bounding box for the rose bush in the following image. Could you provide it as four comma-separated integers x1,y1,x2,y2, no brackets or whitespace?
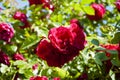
0,0,120,80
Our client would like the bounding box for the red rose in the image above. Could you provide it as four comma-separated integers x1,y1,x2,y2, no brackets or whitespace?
36,39,64,67
115,0,120,12
13,11,29,28
69,23,86,50
28,0,50,5
13,53,26,61
70,19,83,29
0,51,10,66
101,44,119,57
100,44,119,73
36,19,86,67
28,0,41,5
28,0,54,11
30,76,48,80
53,77,61,80
0,23,14,42
87,3,106,21
48,26,72,53
49,24,86,53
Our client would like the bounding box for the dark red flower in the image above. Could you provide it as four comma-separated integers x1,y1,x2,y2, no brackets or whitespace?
36,20,86,67
48,24,86,53
70,19,83,29
48,26,72,53
28,0,54,11
101,44,119,57
53,77,61,80
28,0,50,5
0,51,10,66
70,19,79,25
117,42,120,59
13,11,29,28
100,44,119,73
0,23,14,42
102,60,112,73
30,76,48,80
87,3,106,21
115,0,120,12
13,53,25,61
28,0,41,5
69,23,86,50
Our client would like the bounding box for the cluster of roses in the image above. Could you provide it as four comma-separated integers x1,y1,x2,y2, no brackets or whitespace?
27,0,119,21
28,0,54,11
0,50,25,66
36,19,86,67
0,10,29,65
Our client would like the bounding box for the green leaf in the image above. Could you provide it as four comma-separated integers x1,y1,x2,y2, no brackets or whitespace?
20,34,41,49
14,60,27,65
9,45,18,53
94,52,108,65
52,67,69,79
94,58,102,66
81,0,95,5
91,39,99,46
111,32,120,44
23,69,33,78
106,50,118,54
95,47,106,51
111,59,120,66
82,6,95,15
41,68,52,76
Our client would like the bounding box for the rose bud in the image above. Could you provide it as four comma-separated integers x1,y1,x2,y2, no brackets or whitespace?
13,53,26,61
87,3,106,21
32,63,38,70
30,76,48,80
0,23,14,42
115,0,120,12
0,51,10,66
13,11,29,28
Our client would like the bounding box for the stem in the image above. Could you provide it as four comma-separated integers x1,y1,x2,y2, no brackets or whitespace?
11,71,17,80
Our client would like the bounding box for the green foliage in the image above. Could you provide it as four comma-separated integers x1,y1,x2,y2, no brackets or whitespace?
0,0,120,80
111,32,120,44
